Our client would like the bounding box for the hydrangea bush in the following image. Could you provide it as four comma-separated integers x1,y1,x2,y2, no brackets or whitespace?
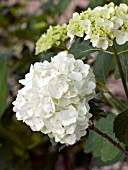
13,1,128,163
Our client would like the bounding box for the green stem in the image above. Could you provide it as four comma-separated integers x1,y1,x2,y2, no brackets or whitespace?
100,50,114,55
97,81,127,110
80,49,114,55
102,92,120,112
112,45,128,99
118,50,128,55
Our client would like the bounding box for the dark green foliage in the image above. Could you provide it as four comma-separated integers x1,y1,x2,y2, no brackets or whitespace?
84,115,124,163
41,0,71,19
41,0,55,14
69,38,98,59
93,152,124,167
94,52,115,84
88,0,105,9
40,52,57,62
110,0,122,5
88,0,122,9
122,0,128,5
114,109,128,145
0,61,8,117
58,0,72,15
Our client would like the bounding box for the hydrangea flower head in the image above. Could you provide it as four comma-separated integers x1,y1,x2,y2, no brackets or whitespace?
35,24,68,55
13,52,96,146
67,3,128,49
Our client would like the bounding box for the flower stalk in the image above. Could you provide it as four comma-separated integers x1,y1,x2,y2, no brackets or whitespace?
112,45,128,99
102,91,120,112
97,81,127,110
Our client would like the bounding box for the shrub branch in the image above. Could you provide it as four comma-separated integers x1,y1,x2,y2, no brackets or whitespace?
89,125,128,158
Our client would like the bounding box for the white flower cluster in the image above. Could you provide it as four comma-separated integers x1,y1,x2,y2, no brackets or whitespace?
13,52,96,146
67,3,128,50
35,24,68,55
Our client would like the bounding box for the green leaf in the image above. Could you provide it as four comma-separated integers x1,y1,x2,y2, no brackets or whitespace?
110,0,122,5
94,52,115,84
84,114,124,162
101,138,119,162
41,0,55,14
0,50,13,63
88,0,104,9
114,109,128,145
122,0,128,5
10,46,37,74
69,38,98,59
84,130,103,157
92,131,104,157
0,61,8,118
40,52,57,62
88,0,122,9
93,152,124,167
58,0,71,15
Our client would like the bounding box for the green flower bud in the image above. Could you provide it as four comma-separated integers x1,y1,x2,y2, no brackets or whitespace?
35,24,68,55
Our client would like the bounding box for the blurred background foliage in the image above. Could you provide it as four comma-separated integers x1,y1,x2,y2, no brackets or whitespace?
0,0,127,169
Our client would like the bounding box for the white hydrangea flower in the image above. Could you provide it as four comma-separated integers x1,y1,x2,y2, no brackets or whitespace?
79,19,91,35
67,3,128,49
67,12,84,42
13,52,96,146
114,30,128,45
91,34,108,50
119,3,128,13
111,16,123,29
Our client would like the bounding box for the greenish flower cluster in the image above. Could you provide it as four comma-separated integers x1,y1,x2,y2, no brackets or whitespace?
67,3,128,50
35,24,68,55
